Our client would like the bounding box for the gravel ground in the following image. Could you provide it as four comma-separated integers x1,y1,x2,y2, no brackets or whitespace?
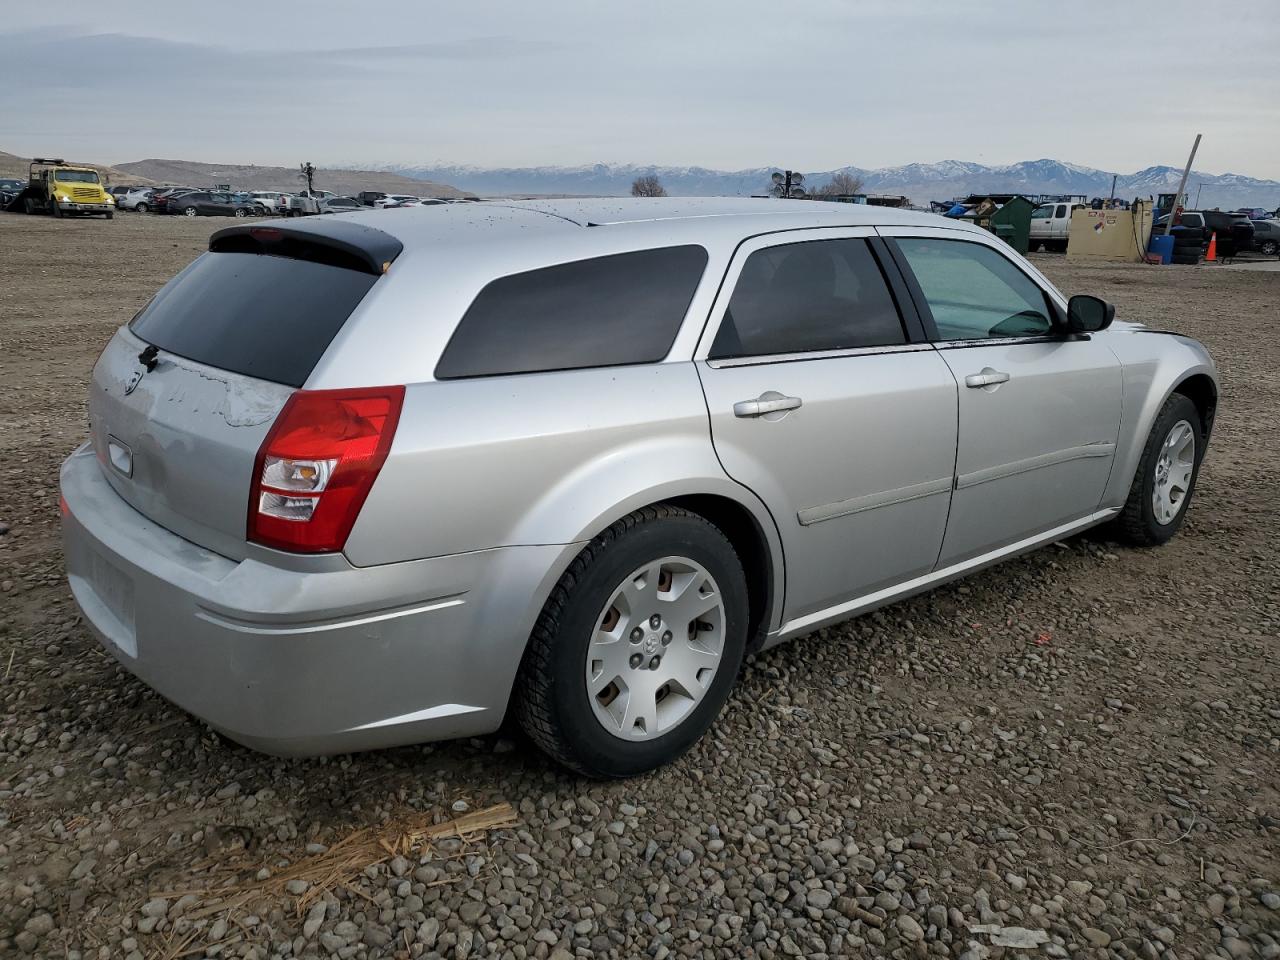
0,214,1277,960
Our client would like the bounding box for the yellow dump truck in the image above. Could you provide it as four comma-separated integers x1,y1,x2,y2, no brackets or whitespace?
21,158,114,218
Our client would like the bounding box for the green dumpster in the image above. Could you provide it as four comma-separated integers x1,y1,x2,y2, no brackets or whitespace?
989,196,1033,254
953,195,1034,254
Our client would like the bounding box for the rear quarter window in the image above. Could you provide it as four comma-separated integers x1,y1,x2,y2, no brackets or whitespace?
129,251,378,388
435,245,709,379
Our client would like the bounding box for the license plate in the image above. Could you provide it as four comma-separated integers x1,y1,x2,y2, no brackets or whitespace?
89,550,137,657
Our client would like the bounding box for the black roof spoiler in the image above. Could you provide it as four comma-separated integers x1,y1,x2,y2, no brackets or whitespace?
209,220,404,276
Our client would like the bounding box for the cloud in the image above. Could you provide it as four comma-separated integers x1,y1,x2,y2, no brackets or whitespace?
0,3,1276,178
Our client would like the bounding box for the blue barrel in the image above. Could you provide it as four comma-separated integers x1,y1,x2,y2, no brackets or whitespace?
1148,234,1174,264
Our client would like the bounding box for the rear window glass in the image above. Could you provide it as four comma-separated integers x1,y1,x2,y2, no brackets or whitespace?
435,246,709,379
130,251,377,387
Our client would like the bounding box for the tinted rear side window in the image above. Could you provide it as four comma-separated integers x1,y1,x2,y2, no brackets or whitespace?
130,251,377,387
709,239,905,359
435,246,709,379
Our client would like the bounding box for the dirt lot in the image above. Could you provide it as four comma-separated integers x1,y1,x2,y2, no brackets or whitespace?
0,213,1277,960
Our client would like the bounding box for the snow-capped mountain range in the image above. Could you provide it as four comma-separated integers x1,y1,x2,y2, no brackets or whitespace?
358,158,1279,209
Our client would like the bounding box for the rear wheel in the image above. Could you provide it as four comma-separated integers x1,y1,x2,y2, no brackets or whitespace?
234,207,247,218
1114,394,1202,546
1260,239,1278,256
515,505,749,777
183,206,197,217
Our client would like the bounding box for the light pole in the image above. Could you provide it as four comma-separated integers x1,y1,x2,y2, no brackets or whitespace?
1163,134,1201,236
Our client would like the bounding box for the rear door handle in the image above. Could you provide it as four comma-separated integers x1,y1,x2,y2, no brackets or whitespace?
733,394,803,418
964,369,1011,389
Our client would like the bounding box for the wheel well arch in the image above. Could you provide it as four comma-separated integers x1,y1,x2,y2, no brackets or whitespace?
663,493,777,652
1172,373,1217,441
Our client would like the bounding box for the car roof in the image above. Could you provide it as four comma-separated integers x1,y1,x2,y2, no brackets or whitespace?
288,196,970,253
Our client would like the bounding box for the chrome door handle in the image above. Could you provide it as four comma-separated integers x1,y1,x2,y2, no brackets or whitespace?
733,394,803,418
964,369,1011,388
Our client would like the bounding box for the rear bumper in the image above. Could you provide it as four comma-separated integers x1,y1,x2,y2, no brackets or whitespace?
60,444,568,756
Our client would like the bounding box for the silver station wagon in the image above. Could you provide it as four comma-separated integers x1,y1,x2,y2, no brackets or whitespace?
62,198,1217,776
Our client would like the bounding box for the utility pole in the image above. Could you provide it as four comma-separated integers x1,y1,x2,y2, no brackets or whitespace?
1194,181,1206,207
1163,134,1201,236
1109,174,1117,201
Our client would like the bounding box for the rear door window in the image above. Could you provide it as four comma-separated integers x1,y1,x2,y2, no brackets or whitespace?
130,251,378,387
709,238,905,359
435,246,708,379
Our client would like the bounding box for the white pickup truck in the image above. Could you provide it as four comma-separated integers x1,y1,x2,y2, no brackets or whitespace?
284,190,337,216
1029,201,1086,252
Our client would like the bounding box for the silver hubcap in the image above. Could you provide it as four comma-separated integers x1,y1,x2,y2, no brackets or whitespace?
586,557,725,741
1152,420,1195,525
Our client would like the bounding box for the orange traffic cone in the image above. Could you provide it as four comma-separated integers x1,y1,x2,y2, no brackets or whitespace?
1206,231,1217,262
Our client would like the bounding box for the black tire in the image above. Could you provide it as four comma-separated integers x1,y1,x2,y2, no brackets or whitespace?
135,202,149,214
52,200,63,218
105,211,113,220
514,505,749,778
1027,239,1041,253
1113,393,1203,547
234,207,247,218
1171,252,1201,264
1171,227,1203,243
183,206,197,217
1261,240,1278,256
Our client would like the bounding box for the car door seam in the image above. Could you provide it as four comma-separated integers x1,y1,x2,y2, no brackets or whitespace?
690,359,789,635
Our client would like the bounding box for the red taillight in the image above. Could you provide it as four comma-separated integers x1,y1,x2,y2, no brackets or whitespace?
248,386,404,553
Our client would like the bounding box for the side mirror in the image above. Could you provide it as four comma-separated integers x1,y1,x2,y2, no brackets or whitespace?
1066,294,1115,334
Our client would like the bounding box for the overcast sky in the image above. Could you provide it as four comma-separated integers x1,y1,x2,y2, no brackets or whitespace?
3,0,1277,178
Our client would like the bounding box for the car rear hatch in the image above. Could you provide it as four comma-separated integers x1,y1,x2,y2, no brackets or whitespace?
87,221,403,560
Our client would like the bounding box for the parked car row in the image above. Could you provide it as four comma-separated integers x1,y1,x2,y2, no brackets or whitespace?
1153,210,1258,261
1021,204,1275,259
103,186,456,218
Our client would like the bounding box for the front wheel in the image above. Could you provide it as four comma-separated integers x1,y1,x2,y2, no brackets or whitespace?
1260,240,1278,256
1113,393,1203,546
135,202,149,213
515,505,749,777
